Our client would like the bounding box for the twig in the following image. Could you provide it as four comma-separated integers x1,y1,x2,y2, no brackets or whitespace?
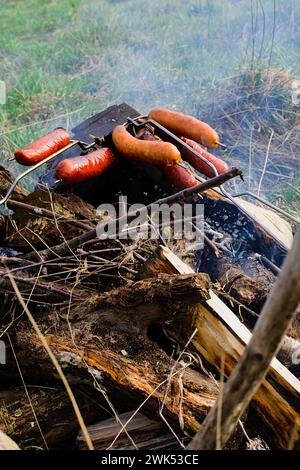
7,199,94,232
0,269,83,300
257,129,274,197
24,168,243,262
7,271,94,450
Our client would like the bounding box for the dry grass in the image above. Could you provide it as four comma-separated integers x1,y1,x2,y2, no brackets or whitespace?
203,68,300,217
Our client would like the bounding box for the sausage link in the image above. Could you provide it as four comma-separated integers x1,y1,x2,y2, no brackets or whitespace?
112,125,181,165
14,128,71,165
148,108,220,149
55,148,118,183
180,137,229,177
161,164,198,189
137,128,198,189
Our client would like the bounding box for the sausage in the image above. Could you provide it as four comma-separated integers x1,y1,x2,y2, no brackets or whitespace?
161,164,198,189
55,148,118,183
148,108,220,149
112,125,181,165
137,128,198,189
14,128,71,165
180,137,229,177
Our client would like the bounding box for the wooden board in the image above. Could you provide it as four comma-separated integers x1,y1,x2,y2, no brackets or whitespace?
236,197,293,249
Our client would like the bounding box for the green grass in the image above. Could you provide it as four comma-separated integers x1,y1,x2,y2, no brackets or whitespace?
0,0,299,215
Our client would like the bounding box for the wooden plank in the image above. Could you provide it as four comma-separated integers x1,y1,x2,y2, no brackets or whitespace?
77,412,179,450
0,431,19,451
235,197,293,249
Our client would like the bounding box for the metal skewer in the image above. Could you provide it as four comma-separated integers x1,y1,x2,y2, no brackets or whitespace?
127,116,296,252
0,140,79,207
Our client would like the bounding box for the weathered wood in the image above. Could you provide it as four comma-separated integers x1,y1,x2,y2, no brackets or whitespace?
77,412,180,450
189,231,300,450
67,273,211,327
0,386,104,449
0,430,19,451
145,245,300,449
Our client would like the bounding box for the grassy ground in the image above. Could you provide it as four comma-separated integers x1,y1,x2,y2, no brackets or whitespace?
0,0,299,215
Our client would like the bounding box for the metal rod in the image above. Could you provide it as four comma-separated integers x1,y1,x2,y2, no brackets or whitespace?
127,116,292,252
0,140,79,207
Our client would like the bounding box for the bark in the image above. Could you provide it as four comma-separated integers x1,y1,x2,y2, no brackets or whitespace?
6,189,97,251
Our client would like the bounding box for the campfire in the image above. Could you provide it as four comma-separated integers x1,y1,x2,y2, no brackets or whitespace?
0,103,299,451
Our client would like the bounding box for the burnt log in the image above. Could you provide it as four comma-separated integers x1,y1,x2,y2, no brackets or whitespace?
0,386,105,449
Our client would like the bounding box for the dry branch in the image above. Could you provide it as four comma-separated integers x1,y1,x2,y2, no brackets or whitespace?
24,168,242,262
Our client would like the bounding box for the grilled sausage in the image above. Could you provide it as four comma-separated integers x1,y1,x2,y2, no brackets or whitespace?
180,137,229,177
148,108,220,149
112,125,181,165
137,128,198,189
161,163,198,189
55,148,118,183
14,128,71,165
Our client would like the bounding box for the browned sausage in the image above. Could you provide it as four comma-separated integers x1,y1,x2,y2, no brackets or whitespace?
14,128,71,165
112,125,181,165
137,128,198,189
55,148,118,183
180,137,229,177
161,164,198,189
148,108,220,149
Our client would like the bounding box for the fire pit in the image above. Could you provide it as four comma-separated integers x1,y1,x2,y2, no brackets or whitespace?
0,103,299,451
